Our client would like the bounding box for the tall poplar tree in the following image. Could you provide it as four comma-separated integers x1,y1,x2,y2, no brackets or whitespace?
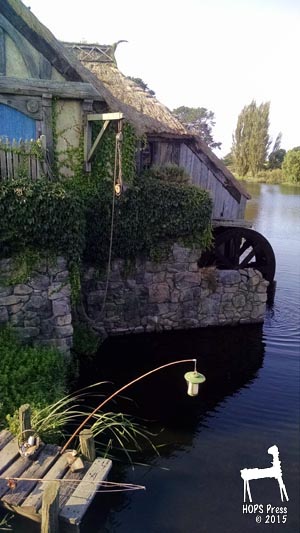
232,100,271,176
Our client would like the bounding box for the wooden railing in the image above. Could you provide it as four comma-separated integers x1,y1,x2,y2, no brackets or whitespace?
0,136,51,180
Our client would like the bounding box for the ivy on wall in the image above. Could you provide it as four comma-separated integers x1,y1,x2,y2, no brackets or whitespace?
0,179,85,264
91,121,137,185
83,176,213,264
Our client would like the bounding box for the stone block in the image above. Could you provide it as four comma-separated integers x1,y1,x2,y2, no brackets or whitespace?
55,314,72,326
8,302,23,315
174,272,201,288
149,283,170,303
24,317,40,327
0,294,28,306
52,299,71,317
54,270,69,282
55,324,74,338
28,275,50,291
14,326,39,340
232,294,246,308
14,284,33,296
218,270,241,284
25,294,45,310
0,306,9,323
40,318,56,336
167,263,187,273
10,311,25,326
48,283,71,300
0,286,13,297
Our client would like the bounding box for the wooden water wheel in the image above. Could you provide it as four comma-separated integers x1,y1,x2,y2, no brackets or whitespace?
199,227,276,282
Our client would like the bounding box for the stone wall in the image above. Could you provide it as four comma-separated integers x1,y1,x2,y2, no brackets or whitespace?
82,243,269,337
0,257,73,354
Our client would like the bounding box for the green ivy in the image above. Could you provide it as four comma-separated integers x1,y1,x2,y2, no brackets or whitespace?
84,176,213,264
0,179,85,264
0,327,67,422
91,121,137,185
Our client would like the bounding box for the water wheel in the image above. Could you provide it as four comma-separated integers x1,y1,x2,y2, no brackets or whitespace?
199,227,276,282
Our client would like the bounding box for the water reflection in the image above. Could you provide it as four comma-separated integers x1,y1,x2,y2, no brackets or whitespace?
78,324,266,532
81,324,265,429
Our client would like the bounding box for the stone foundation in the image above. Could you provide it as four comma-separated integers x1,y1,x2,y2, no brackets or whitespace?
0,257,73,354
82,243,269,337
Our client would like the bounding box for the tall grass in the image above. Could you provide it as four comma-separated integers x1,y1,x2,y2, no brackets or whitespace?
6,382,158,462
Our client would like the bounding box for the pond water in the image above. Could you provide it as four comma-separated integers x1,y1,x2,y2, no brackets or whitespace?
9,183,300,532
80,182,299,533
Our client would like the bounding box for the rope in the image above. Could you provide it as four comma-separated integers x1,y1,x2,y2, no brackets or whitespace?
99,120,123,313
3,476,145,492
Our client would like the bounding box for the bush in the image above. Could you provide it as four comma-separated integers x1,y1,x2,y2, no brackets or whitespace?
0,179,85,262
142,164,190,184
0,327,67,423
282,149,300,183
84,177,213,263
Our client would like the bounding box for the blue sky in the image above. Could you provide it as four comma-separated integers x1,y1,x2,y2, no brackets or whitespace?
25,0,299,155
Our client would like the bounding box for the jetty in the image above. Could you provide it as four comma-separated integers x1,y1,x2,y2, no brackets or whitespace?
0,427,112,532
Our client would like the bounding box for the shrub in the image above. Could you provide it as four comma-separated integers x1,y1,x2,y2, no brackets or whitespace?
142,164,190,184
282,149,300,183
84,177,212,264
0,179,85,262
0,327,67,423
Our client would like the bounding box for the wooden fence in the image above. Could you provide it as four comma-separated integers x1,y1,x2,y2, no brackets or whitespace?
0,137,50,181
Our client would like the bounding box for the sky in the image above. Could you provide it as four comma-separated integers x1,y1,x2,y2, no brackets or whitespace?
24,0,299,156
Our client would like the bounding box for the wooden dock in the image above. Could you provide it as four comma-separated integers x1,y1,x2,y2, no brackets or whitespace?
0,429,112,531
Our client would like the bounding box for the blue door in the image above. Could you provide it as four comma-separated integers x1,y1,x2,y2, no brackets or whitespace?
0,104,37,142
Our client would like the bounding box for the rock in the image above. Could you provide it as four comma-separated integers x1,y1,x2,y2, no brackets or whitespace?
0,306,9,323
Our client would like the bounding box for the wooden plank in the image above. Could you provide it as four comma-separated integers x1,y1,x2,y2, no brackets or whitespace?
21,453,69,515
0,148,7,179
0,454,34,499
212,218,252,228
0,437,20,475
87,112,123,121
2,444,59,507
0,430,13,451
57,465,89,510
41,481,60,533
59,458,112,526
87,120,109,162
0,77,102,100
6,151,14,178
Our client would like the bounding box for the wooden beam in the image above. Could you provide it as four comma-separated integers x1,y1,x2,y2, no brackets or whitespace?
41,481,60,533
19,404,32,442
87,112,123,121
0,77,102,100
79,430,96,462
0,0,82,82
59,458,112,526
0,27,6,76
87,119,109,162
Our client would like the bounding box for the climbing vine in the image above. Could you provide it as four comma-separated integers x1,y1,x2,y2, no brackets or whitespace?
91,121,137,185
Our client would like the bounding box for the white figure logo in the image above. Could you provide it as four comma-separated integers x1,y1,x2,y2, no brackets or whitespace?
240,445,289,502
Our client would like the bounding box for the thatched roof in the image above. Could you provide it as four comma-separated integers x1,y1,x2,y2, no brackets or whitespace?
64,42,188,137
64,42,249,199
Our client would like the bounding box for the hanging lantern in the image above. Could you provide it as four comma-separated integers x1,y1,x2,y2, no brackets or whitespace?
184,370,206,397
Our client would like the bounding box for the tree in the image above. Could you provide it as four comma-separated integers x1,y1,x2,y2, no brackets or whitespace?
232,100,271,176
172,106,222,150
282,148,300,183
268,132,286,169
268,149,286,169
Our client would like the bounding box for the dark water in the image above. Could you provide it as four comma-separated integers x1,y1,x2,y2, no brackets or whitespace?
8,184,300,532
81,183,300,533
